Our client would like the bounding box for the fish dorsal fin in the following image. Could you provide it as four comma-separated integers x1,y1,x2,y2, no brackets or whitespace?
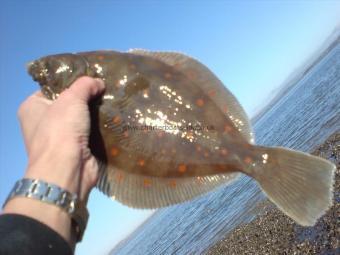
128,49,254,143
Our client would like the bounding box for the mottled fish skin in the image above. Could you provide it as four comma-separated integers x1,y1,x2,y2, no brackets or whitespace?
27,50,335,226
28,50,259,178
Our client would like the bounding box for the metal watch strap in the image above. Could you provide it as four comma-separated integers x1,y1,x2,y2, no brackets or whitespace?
3,178,89,242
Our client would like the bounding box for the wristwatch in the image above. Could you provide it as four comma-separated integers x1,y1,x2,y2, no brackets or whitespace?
3,178,89,242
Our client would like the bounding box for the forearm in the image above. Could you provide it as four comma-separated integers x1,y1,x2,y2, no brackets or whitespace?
3,194,76,250
2,162,82,250
1,77,104,253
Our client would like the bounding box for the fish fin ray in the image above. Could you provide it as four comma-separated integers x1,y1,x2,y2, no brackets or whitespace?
96,164,240,208
253,147,335,226
128,49,254,143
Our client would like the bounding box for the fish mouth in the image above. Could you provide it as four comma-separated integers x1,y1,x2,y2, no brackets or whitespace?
27,60,40,81
27,60,58,100
26,60,48,85
26,61,35,71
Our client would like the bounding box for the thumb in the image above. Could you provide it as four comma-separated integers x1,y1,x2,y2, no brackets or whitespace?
62,76,105,103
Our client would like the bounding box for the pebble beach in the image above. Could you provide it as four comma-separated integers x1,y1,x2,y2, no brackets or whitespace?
206,133,339,255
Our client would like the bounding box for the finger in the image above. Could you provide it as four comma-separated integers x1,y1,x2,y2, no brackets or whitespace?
79,156,99,201
24,90,52,109
61,76,105,103
18,91,51,118
32,90,44,98
31,92,53,105
18,92,52,151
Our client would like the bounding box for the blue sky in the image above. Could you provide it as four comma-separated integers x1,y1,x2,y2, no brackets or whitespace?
0,1,339,254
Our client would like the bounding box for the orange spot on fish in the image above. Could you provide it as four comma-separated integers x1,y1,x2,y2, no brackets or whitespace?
186,131,194,139
143,178,152,187
208,89,216,97
115,80,121,88
157,130,165,138
224,125,233,133
161,149,166,155
223,105,228,113
115,173,124,183
187,69,197,80
168,180,177,188
123,131,129,138
216,164,226,171
171,148,176,154
129,63,136,70
204,151,209,158
111,147,119,157
98,55,105,60
173,63,181,69
112,115,121,124
220,148,229,156
196,98,205,107
196,145,202,152
178,164,187,173
164,72,172,80
138,159,145,167
143,89,149,96
244,143,252,149
244,156,252,164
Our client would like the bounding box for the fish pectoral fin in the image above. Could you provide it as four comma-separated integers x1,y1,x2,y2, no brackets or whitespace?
252,146,335,226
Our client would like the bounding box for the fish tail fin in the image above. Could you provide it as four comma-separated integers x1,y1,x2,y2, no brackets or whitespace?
252,146,335,226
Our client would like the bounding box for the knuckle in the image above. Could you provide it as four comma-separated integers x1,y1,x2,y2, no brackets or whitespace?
17,100,29,118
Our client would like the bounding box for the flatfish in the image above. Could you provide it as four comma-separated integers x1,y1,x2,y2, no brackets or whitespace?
27,49,335,226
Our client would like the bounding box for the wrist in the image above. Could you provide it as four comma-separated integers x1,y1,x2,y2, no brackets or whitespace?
3,178,89,244
26,140,94,199
25,159,81,195
25,163,94,203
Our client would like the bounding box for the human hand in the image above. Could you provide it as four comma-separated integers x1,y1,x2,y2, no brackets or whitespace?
18,76,105,201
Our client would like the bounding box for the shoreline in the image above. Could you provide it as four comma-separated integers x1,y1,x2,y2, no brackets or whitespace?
251,32,339,124
206,133,339,255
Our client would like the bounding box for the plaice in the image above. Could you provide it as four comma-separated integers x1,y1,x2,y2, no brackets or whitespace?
27,49,335,227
